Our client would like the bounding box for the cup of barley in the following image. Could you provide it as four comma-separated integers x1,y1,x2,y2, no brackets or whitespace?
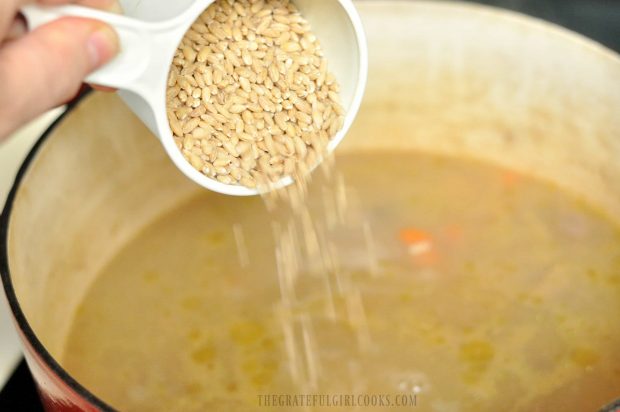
22,0,368,195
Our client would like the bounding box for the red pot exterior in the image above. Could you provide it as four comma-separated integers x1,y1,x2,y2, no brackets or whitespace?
18,328,101,412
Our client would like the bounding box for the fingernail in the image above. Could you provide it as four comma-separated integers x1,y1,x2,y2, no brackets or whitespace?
87,25,119,69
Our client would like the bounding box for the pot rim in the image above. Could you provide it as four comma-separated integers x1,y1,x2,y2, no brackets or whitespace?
1,1,619,411
411,0,620,64
0,89,114,410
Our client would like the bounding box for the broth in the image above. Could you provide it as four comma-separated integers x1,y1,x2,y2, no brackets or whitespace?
61,152,620,411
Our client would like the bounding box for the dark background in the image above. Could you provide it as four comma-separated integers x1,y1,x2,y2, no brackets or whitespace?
1,1,618,411
462,0,620,52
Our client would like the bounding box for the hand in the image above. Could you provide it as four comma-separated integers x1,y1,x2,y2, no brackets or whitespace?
0,0,121,140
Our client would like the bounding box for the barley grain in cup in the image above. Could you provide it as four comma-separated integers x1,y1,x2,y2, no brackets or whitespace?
166,0,345,190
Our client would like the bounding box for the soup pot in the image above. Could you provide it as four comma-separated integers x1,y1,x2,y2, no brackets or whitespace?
2,1,620,411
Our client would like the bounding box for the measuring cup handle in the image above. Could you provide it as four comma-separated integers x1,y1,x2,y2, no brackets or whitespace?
21,5,152,91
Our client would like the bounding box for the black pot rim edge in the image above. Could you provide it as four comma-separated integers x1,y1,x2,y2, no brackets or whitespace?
0,90,114,412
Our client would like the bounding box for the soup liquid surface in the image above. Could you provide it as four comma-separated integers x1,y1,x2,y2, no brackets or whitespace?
62,152,620,412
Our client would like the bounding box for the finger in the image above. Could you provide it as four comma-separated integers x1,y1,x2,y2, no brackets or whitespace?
23,0,120,9
37,0,123,13
1,0,122,42
0,17,118,139
4,14,27,43
0,1,22,36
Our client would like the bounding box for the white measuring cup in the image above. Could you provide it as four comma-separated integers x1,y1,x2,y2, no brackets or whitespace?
22,0,368,196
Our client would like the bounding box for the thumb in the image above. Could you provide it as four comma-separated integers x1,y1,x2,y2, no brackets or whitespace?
0,17,118,138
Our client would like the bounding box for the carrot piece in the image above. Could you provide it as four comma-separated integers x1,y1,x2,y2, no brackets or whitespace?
501,170,521,187
400,228,438,265
399,228,431,245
